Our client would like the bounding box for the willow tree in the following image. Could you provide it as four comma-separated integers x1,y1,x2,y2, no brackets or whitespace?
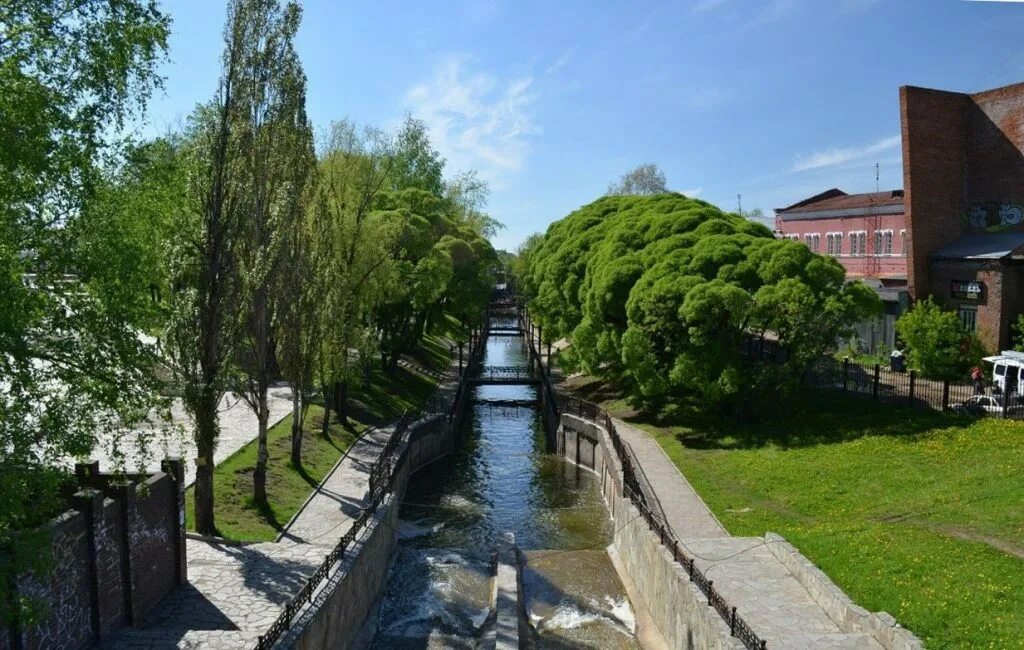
526,194,879,415
315,121,399,427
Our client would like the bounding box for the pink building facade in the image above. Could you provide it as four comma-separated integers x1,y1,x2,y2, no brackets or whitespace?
774,189,908,284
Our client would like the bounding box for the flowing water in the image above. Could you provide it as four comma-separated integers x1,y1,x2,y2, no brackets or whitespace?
369,331,640,648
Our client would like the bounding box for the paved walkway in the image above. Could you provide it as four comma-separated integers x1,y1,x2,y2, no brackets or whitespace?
81,384,294,487
103,356,462,649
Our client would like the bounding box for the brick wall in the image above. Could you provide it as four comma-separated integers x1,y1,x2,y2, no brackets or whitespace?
900,86,968,298
966,82,1024,205
926,260,1024,351
8,459,186,649
776,212,908,279
16,513,94,649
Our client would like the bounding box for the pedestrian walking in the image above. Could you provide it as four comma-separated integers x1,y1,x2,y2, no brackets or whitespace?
971,366,984,394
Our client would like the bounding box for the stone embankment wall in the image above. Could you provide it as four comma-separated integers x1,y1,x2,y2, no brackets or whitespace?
282,409,467,649
3,459,186,649
557,415,920,650
558,415,742,649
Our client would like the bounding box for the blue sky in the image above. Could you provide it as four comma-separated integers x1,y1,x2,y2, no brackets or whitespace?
143,0,1024,251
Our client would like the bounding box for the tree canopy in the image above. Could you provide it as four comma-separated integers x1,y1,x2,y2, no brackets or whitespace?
607,163,668,196
521,193,879,414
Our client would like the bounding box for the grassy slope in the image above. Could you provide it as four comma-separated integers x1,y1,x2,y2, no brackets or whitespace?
185,336,450,542
577,380,1024,648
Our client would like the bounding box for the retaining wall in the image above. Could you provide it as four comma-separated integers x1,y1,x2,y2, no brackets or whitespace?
281,412,462,649
558,414,742,649
6,460,186,650
558,414,922,650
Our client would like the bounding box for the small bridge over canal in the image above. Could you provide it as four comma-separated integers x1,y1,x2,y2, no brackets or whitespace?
467,365,540,386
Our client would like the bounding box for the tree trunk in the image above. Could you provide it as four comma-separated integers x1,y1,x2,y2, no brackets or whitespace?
290,388,302,468
193,387,219,535
321,382,332,437
253,395,269,505
335,379,348,423
252,285,271,507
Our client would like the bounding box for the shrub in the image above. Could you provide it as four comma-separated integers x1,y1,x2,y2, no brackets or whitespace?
895,298,985,380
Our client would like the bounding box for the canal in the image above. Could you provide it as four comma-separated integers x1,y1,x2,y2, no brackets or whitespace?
369,325,640,648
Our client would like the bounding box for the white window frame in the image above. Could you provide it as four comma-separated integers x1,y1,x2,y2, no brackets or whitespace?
874,229,894,256
849,230,866,256
900,229,907,256
825,231,844,256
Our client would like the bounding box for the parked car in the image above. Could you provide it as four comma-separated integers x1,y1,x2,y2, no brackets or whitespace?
982,350,1024,395
949,394,1024,417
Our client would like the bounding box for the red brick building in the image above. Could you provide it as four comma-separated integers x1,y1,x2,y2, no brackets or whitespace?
774,188,908,283
901,81,1024,351
775,80,1024,352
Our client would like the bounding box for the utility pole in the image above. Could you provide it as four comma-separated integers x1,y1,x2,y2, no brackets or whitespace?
737,194,743,214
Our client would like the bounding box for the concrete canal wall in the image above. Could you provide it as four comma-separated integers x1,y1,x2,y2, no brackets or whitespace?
556,413,921,650
558,415,743,649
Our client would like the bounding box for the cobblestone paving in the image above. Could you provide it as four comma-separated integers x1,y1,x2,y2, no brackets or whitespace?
102,356,461,649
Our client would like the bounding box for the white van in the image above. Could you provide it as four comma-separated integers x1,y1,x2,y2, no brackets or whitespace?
982,350,1024,394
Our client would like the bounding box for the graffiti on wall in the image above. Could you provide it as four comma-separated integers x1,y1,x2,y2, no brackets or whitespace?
965,202,1024,231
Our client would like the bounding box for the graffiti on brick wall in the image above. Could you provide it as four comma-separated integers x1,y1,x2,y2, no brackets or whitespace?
965,202,1024,231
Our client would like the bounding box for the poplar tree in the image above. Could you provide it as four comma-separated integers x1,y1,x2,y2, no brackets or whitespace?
229,0,313,505
166,0,249,535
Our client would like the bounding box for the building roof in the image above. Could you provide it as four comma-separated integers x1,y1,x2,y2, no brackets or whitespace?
930,233,1024,260
776,189,905,220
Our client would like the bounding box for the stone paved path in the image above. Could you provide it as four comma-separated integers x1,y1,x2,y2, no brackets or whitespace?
103,356,461,649
533,331,885,649
81,384,294,487
613,420,728,539
608,421,884,647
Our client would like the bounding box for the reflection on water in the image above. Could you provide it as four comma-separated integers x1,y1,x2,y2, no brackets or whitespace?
370,334,634,648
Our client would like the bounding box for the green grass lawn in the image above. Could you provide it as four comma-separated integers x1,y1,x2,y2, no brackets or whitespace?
185,338,450,542
572,379,1024,648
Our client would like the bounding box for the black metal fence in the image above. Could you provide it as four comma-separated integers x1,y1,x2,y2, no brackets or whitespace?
253,343,472,650
552,394,766,650
253,413,416,650
804,357,1024,420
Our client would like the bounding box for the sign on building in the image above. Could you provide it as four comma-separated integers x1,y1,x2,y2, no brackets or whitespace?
951,279,983,300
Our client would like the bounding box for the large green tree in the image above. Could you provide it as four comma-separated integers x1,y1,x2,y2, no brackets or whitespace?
0,0,169,622
229,0,314,506
524,194,878,415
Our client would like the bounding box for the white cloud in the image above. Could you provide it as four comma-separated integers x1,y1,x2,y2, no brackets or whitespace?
546,49,574,75
680,187,704,197
791,135,901,172
693,0,730,12
405,56,537,187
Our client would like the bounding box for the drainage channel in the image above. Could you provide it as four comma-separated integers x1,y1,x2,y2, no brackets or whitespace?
367,330,639,649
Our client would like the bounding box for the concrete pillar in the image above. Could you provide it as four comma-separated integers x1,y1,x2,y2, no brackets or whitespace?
161,458,187,585
110,482,137,625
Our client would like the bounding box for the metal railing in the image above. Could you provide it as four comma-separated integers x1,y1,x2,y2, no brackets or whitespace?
254,346,473,649
254,414,413,650
520,311,767,649
554,395,767,650
804,356,1024,420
